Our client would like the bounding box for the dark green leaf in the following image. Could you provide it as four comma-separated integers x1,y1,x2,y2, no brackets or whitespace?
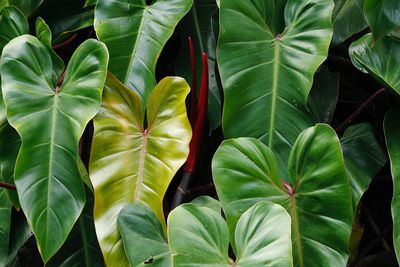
0,189,12,266
8,0,43,17
118,204,171,267
212,124,353,267
94,0,193,105
218,0,333,168
1,36,108,261
364,0,400,40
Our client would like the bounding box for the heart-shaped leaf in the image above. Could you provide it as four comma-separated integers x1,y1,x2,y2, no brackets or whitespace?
0,189,12,266
212,124,353,267
364,0,400,40
118,203,171,267
349,33,400,93
341,123,387,210
94,0,193,105
175,0,221,130
89,74,191,266
384,109,400,263
168,201,292,266
0,6,29,208
218,0,333,167
332,0,367,46
1,35,108,262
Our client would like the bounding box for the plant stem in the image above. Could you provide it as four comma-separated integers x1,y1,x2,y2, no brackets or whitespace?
0,182,16,190
335,88,386,133
52,33,78,50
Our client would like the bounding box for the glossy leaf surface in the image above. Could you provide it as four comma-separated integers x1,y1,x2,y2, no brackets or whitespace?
0,6,28,208
218,0,333,166
341,123,386,210
7,0,43,17
332,0,367,45
90,74,191,266
0,189,11,266
1,36,108,261
349,34,400,93
168,201,292,266
176,0,221,129
118,204,171,267
364,0,400,40
94,0,193,105
384,109,400,263
212,124,353,267
191,195,221,213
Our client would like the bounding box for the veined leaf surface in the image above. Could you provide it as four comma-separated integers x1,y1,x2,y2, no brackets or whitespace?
1,35,108,262
89,74,191,266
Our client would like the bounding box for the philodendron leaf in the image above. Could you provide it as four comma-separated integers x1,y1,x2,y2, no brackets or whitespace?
212,124,353,267
341,123,387,210
191,195,221,213
218,0,333,169
47,187,104,267
1,35,108,262
176,0,221,130
7,0,43,17
118,204,171,267
384,109,400,263
349,34,400,93
0,189,12,266
35,17,52,46
332,0,367,46
94,0,193,105
364,0,400,40
89,74,191,266
0,6,29,209
168,201,292,266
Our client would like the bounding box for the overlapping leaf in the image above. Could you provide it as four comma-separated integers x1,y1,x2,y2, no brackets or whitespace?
89,74,191,266
212,124,353,267
218,0,333,168
0,189,11,266
384,109,400,263
364,0,400,40
1,35,108,261
349,34,400,94
94,0,193,105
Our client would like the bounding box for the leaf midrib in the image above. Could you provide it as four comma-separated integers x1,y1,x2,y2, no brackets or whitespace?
134,130,148,203
268,39,281,149
290,195,303,267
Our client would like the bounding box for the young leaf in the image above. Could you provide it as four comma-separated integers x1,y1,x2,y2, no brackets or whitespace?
118,204,171,267
168,201,292,266
89,74,191,266
212,124,353,267
349,34,400,93
176,0,222,130
0,6,29,209
332,0,367,46
341,123,387,210
384,109,400,263
0,189,12,266
94,0,193,105
1,36,108,262
364,0,400,40
218,0,333,168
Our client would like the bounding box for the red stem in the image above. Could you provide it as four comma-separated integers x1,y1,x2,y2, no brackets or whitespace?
184,53,208,173
0,182,16,190
52,33,78,50
188,37,197,125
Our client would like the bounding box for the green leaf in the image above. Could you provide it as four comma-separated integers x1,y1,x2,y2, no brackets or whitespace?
218,0,333,167
94,0,193,105
8,0,43,17
1,36,108,262
349,33,400,93
307,66,339,123
118,204,171,267
191,195,221,213
332,0,367,46
212,124,353,267
89,74,191,266
384,109,400,263
35,17,52,46
84,0,96,7
175,0,221,130
47,187,104,267
341,123,387,210
168,201,293,266
0,6,29,209
0,189,12,266
364,0,400,40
